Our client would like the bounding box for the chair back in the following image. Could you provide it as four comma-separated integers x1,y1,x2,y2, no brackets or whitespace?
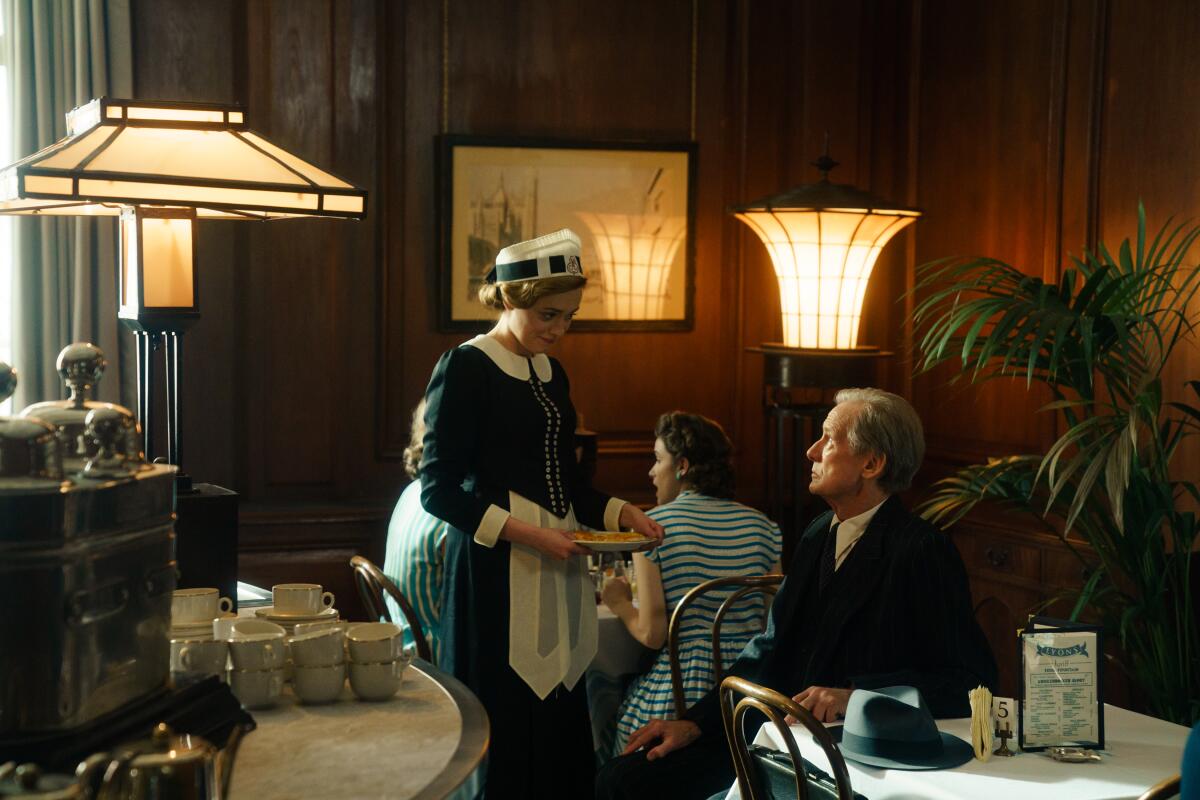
349,555,432,662
720,675,855,800
667,574,784,717
1135,775,1181,800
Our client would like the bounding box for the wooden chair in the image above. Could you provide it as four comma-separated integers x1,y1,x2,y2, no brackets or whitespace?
1135,775,1181,800
349,555,432,662
667,574,785,717
720,675,855,800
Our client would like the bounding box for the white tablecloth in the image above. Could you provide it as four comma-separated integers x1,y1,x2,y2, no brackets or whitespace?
592,604,657,678
724,704,1188,800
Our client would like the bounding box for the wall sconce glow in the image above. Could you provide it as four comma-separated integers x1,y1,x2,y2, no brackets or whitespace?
578,212,686,319
732,153,920,350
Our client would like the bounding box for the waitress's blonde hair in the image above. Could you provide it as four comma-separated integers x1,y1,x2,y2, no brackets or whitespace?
478,275,587,310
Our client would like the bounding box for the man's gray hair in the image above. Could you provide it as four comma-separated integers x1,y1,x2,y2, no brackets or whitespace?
833,388,925,494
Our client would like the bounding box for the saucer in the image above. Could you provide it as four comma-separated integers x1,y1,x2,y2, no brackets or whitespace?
255,606,338,622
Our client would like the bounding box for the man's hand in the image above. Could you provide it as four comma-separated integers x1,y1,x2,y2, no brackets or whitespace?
788,686,853,724
601,575,633,611
621,719,701,761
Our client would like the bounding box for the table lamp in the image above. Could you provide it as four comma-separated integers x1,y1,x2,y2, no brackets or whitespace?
0,97,367,489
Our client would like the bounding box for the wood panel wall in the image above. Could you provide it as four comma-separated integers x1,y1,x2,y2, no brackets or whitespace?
127,0,1200,698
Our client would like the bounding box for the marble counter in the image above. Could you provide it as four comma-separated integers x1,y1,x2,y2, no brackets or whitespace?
228,660,487,799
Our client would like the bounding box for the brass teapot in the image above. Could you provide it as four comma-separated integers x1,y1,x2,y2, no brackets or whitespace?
1,724,225,800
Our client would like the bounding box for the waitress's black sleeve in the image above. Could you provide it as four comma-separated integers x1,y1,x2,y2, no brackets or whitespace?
558,361,616,529
419,346,492,536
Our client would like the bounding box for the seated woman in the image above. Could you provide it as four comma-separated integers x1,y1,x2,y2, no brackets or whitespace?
382,400,449,663
601,411,782,756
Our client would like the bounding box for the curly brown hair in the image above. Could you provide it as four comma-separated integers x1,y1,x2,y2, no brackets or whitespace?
654,411,735,499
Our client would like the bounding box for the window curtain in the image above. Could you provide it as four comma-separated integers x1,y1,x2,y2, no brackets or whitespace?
4,0,132,410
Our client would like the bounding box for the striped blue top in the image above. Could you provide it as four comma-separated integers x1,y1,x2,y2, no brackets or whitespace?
613,491,781,752
382,479,449,664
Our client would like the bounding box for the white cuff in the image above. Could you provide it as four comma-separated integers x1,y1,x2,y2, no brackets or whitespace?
474,504,510,548
604,498,627,532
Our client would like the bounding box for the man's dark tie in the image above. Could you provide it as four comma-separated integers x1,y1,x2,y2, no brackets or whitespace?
819,523,840,595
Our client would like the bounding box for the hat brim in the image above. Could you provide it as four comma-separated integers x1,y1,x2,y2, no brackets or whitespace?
828,726,975,771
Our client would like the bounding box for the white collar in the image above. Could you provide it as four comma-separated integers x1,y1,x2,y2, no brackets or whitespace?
465,334,553,382
829,497,888,570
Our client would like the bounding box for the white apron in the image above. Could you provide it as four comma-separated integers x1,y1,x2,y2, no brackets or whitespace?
507,491,598,700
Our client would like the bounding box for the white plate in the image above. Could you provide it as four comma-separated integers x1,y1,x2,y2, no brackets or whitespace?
574,537,653,553
255,606,338,622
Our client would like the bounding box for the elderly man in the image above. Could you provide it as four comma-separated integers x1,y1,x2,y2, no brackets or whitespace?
596,388,998,800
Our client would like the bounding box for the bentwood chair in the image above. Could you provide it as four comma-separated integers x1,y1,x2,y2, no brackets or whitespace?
349,555,432,662
1135,775,1182,800
720,675,856,800
667,574,785,717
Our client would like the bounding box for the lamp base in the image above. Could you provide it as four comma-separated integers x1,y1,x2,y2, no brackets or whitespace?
748,344,890,390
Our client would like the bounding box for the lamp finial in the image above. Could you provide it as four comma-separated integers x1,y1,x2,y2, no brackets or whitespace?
811,132,839,181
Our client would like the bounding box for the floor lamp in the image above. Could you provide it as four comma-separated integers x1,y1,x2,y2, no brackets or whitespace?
0,97,367,490
731,148,920,542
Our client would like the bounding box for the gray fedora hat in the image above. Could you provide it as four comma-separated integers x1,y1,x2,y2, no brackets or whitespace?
828,686,973,770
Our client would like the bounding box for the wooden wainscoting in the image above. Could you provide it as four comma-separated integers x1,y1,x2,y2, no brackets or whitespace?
238,503,391,623
949,518,1132,710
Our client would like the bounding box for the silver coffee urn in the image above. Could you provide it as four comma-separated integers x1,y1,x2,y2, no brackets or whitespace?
0,345,176,734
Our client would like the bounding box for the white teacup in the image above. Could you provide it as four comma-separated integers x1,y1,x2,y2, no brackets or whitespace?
212,615,240,641
272,583,335,616
348,659,405,702
172,588,232,624
345,622,404,663
292,662,345,704
230,619,287,640
228,636,286,670
289,628,345,668
170,638,228,676
229,667,284,710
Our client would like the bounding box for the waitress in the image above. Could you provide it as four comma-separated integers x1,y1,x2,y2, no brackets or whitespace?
420,228,664,799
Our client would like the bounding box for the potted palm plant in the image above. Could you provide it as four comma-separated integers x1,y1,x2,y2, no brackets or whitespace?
908,205,1200,724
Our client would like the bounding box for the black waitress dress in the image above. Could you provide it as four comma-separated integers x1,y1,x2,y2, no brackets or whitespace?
420,334,627,800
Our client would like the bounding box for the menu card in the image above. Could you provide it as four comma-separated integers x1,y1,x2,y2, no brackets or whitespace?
1018,615,1105,751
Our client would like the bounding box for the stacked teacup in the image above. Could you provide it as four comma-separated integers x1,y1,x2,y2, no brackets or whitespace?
226,619,287,709
169,588,234,684
345,622,412,702
254,583,338,634
290,626,346,704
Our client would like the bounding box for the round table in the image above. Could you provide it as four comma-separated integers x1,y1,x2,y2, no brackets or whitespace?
227,659,487,799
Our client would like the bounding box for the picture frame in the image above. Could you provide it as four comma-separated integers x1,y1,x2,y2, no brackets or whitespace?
437,135,697,332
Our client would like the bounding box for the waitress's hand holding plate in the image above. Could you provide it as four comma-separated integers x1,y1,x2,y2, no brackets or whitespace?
618,504,664,549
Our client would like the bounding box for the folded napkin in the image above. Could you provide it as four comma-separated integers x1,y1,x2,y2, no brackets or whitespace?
969,685,994,761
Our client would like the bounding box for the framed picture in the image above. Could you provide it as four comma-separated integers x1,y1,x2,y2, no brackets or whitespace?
438,135,696,331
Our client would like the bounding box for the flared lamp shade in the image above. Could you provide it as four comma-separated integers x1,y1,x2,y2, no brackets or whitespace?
577,212,686,319
0,97,366,219
733,180,919,350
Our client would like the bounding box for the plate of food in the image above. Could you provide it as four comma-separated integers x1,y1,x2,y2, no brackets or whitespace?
570,531,654,552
